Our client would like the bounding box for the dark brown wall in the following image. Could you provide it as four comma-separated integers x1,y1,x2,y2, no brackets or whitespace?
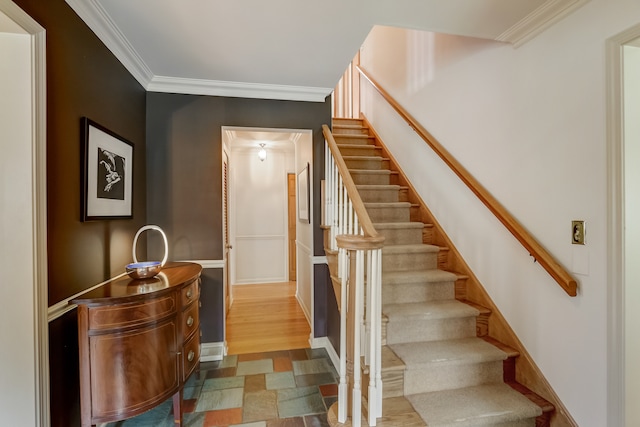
13,0,337,423
146,92,333,342
14,0,148,305
13,1,147,426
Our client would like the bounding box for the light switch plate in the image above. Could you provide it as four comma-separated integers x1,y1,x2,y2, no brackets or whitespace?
572,220,585,245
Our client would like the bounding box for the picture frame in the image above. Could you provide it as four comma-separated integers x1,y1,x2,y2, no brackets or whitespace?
81,117,134,221
297,163,310,223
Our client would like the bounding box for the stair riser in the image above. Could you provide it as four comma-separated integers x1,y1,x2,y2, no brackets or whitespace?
344,157,389,170
333,127,369,135
382,281,454,304
382,369,404,398
334,136,375,145
377,227,424,245
367,206,410,222
351,173,391,186
382,252,439,272
359,188,400,203
386,316,476,345
333,118,363,125
339,146,379,157
404,361,504,395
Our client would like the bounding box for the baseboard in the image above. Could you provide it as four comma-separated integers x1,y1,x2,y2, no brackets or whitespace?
296,292,312,325
311,336,340,373
200,341,226,362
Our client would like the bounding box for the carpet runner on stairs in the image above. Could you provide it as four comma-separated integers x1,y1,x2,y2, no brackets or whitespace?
330,118,546,427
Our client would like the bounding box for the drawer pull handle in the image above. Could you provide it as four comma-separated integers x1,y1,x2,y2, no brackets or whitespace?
186,289,193,299
187,350,195,362
186,316,194,327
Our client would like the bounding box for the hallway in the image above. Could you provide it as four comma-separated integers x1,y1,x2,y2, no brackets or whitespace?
226,282,311,355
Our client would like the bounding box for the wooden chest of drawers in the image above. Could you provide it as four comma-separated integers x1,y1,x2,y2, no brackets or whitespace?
71,262,202,427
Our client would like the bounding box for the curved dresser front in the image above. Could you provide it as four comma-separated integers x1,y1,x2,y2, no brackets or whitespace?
71,262,202,427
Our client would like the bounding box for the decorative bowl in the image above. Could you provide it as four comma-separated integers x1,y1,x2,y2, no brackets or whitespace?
126,261,163,279
125,225,169,280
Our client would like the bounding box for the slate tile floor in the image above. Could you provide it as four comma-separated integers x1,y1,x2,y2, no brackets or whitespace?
105,348,338,427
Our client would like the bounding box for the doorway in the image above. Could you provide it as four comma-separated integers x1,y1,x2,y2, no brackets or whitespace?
221,126,314,351
288,173,297,281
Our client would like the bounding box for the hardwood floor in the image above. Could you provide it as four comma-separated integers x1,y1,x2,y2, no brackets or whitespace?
226,281,311,355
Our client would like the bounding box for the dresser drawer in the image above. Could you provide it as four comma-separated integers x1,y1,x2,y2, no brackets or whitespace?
182,334,200,381
88,295,177,332
181,279,199,307
180,300,199,340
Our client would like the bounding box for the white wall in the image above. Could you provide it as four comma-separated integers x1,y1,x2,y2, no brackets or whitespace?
0,27,37,426
359,1,640,425
231,146,294,284
624,43,640,427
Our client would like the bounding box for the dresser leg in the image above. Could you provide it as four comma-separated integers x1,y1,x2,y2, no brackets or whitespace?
173,389,183,426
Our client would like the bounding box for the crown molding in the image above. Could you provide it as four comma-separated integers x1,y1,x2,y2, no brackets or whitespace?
147,75,331,103
65,0,154,87
496,0,591,47
64,1,331,102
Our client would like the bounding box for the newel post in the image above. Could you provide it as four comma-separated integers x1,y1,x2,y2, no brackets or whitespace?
335,234,384,427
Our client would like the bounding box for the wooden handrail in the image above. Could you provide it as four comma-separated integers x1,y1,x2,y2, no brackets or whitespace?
357,65,577,297
323,124,379,239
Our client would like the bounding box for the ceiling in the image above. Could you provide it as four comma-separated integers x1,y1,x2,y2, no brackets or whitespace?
66,0,587,102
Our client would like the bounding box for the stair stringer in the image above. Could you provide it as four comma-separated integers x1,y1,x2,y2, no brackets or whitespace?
360,114,578,427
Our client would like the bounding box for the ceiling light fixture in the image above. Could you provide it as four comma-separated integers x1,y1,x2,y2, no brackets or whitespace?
258,143,267,161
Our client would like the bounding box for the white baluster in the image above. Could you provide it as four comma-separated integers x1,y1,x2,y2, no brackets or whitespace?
368,248,380,424
374,248,383,418
352,248,364,427
338,245,348,424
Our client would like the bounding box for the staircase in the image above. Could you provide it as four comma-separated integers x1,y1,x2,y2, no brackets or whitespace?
327,118,554,427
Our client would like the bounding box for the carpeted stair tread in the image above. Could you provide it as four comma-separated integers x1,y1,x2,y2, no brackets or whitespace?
365,201,412,208
382,243,440,254
333,134,375,140
384,300,479,321
356,184,401,190
337,143,377,149
406,383,542,427
390,338,507,370
338,144,380,156
382,269,459,284
351,170,394,186
343,155,386,161
352,170,393,178
374,222,425,230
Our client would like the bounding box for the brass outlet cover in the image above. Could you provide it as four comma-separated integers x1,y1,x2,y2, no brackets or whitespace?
572,220,585,245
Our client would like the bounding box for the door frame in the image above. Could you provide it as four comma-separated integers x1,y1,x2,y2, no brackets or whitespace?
0,1,48,425
606,22,640,427
287,172,297,282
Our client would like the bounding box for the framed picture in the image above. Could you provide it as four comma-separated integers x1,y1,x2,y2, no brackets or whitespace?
297,163,310,223
81,117,134,221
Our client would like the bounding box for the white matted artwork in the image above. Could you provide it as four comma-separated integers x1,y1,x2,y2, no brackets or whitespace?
82,117,133,221
297,162,310,223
